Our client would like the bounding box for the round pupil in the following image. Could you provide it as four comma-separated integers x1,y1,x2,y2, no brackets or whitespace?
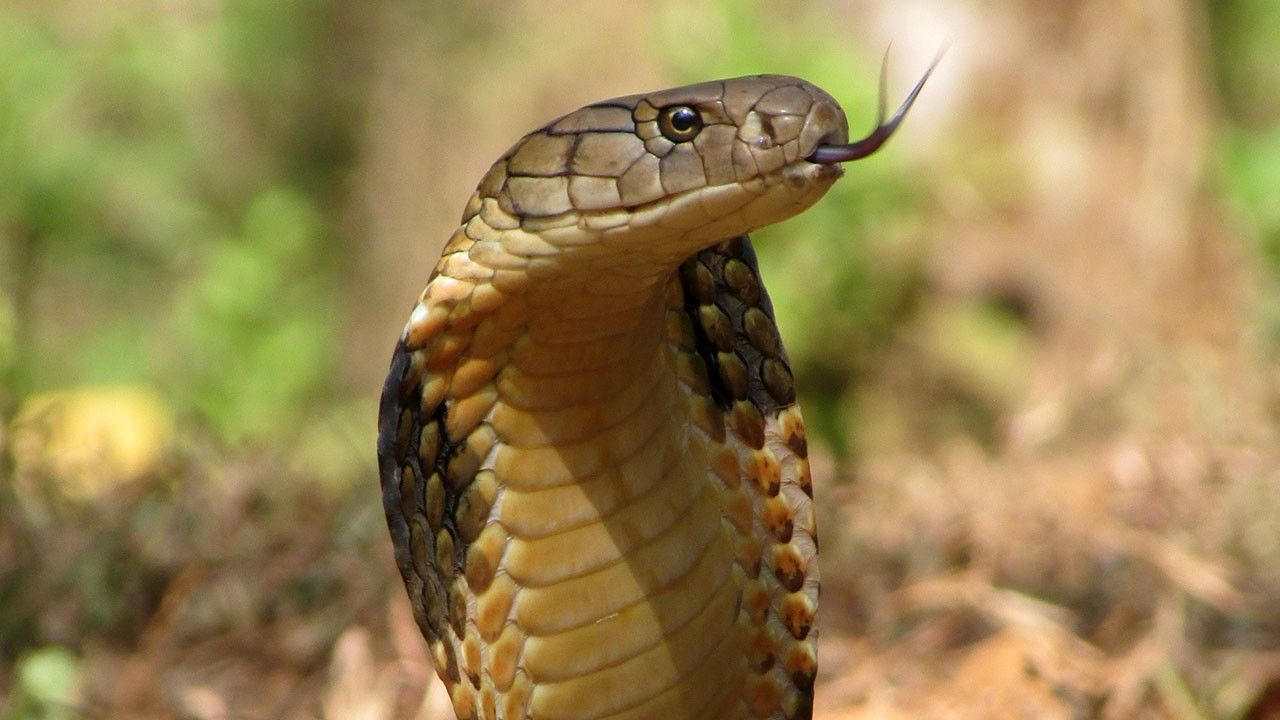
670,108,697,132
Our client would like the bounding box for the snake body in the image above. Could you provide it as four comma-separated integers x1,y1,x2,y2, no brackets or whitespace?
377,69,932,719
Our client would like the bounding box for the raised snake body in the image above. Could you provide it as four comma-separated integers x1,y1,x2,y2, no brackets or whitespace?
377,68,934,720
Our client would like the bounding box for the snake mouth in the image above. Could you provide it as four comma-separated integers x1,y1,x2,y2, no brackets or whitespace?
806,45,945,165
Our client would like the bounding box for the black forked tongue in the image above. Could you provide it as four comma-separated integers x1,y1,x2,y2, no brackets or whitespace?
807,45,946,164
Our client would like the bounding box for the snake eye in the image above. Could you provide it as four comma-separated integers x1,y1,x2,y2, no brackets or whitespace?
657,105,703,142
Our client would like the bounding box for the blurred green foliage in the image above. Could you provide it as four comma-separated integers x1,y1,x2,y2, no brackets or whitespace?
0,1,358,444
174,187,332,444
1208,0,1280,329
4,646,83,720
0,0,375,676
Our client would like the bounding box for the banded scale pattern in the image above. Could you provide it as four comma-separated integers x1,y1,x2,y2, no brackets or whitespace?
377,66,933,719
673,236,818,714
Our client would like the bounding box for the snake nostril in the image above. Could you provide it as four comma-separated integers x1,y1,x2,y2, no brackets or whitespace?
756,116,778,149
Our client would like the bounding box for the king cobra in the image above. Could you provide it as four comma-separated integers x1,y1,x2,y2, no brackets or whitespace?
377,57,938,720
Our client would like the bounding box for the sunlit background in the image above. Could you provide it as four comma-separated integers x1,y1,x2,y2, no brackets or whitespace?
2,0,1279,718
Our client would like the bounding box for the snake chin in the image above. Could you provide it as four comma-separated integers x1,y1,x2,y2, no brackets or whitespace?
785,160,843,190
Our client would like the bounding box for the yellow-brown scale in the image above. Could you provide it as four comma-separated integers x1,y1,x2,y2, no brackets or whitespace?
377,72,883,720
673,238,818,719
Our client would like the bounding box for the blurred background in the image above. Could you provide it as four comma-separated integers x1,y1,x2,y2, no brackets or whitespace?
1,0,1278,718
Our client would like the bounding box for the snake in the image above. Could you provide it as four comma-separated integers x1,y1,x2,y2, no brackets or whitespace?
376,57,938,720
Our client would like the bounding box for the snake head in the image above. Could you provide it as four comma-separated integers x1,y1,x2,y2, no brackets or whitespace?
467,61,936,268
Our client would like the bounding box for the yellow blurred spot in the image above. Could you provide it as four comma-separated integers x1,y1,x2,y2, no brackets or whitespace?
10,385,174,502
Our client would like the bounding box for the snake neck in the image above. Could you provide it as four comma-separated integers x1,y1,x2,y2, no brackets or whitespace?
422,207,692,403
495,275,689,482
404,216,753,714
394,210,819,719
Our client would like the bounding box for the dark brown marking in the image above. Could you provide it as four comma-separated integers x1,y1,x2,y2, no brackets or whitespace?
465,545,496,594
781,595,815,640
677,235,801,419
698,304,735,351
399,465,418,520
731,400,766,449
378,339,483,666
772,545,807,593
723,258,761,305
717,350,750,399
762,357,796,405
